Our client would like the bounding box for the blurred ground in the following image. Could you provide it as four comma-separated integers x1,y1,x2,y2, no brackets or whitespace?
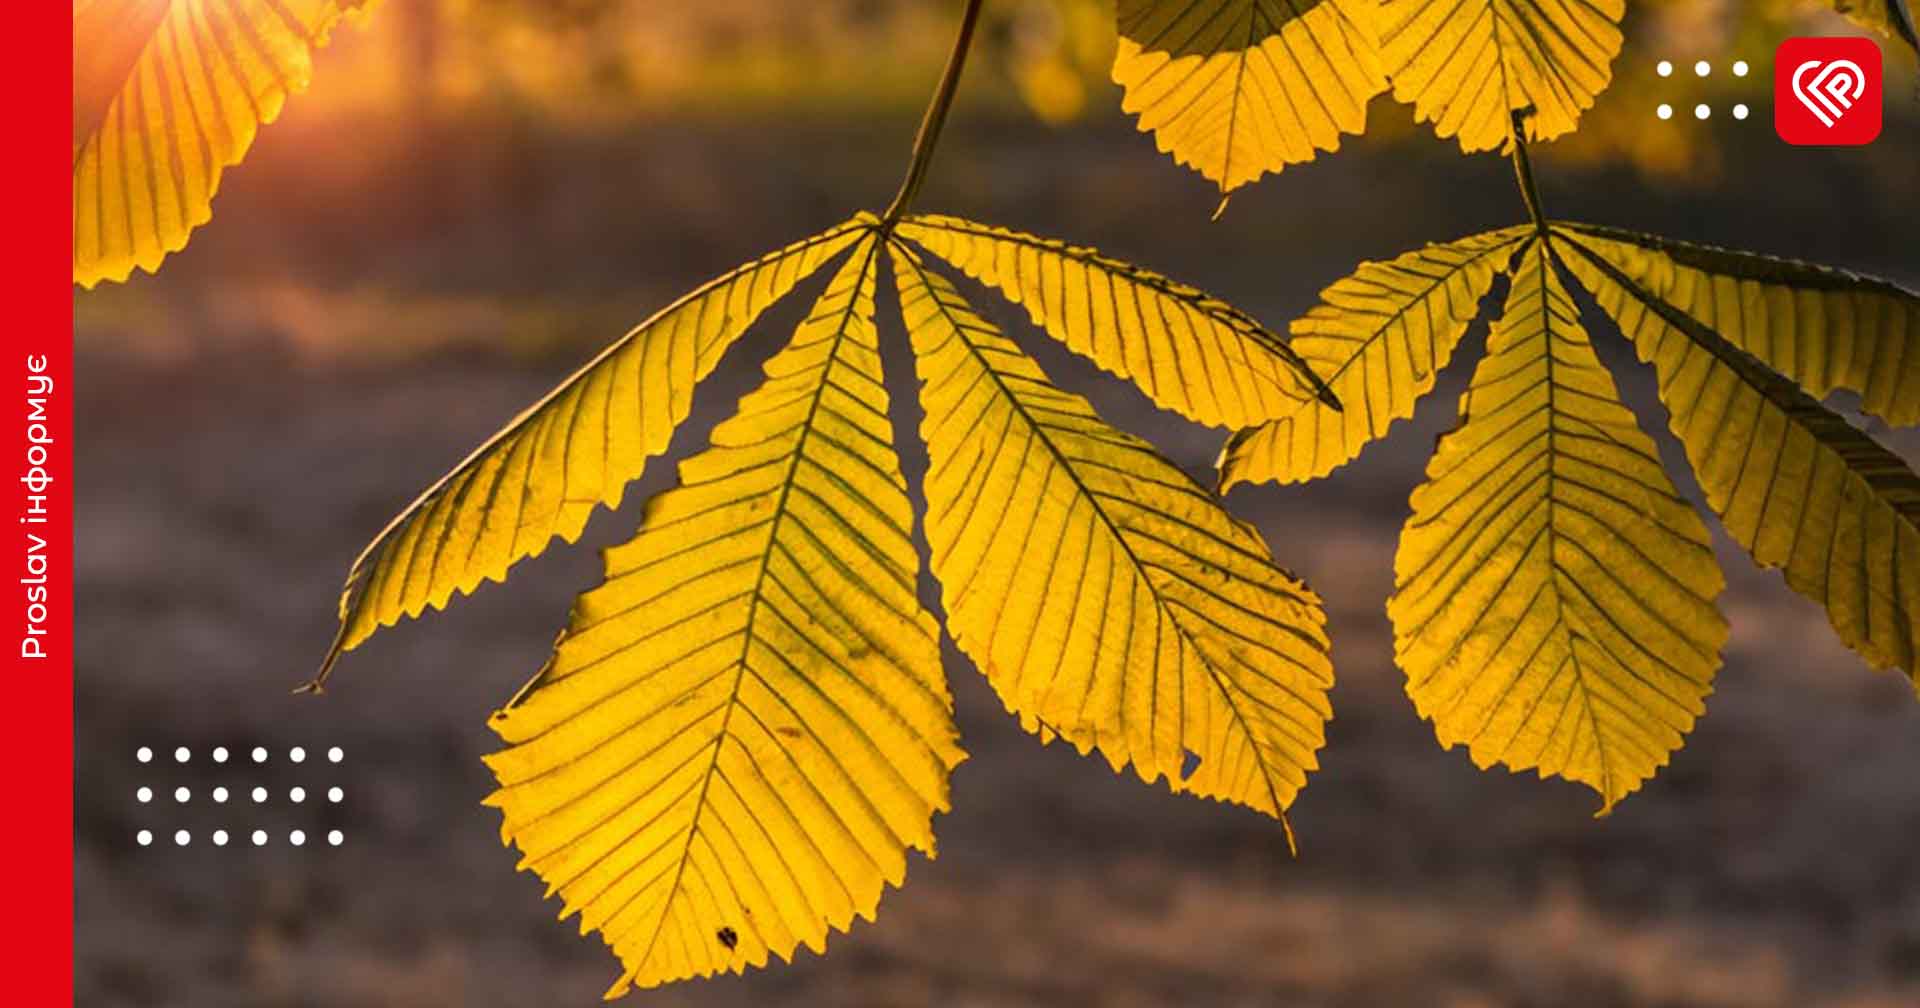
73,6,1920,1006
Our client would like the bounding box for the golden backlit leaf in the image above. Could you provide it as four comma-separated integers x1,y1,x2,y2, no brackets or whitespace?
1558,224,1920,427
1219,226,1527,488
73,0,377,287
1391,241,1726,812
1562,230,1920,688
322,211,1350,987
1112,0,1385,192
1379,0,1624,154
897,214,1338,429
894,241,1333,826
485,240,961,996
318,220,868,684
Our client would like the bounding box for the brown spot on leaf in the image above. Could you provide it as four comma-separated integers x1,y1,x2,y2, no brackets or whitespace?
716,927,738,951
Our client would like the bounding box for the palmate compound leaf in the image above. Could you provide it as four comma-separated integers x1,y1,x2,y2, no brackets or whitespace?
484,237,963,996
1559,229,1920,687
327,212,1339,990
896,214,1340,430
892,240,1334,832
74,0,377,288
314,219,869,685
1379,0,1624,155
1389,239,1727,812
1111,0,1386,194
1219,225,1531,489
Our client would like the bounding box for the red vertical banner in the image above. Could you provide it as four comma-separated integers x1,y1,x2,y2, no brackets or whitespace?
8,4,73,1004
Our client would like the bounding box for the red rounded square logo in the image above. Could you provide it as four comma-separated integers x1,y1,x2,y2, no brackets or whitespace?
1775,37,1882,145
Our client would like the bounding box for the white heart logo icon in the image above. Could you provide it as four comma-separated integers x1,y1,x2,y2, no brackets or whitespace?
1791,58,1868,127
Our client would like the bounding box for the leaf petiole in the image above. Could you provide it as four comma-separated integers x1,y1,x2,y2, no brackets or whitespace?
1507,109,1549,236
882,0,987,226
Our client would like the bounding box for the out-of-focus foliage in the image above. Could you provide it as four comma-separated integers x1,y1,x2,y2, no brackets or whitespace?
1830,0,1920,57
1002,0,1114,123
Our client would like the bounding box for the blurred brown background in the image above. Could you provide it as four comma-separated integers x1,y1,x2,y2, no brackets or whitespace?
74,1,1920,1005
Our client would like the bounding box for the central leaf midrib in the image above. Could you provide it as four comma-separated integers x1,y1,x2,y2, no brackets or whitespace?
638,235,884,971
1530,240,1612,798
897,242,1288,813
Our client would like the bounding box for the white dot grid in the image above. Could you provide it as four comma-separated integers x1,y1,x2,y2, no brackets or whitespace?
135,743,348,851
1653,55,1757,123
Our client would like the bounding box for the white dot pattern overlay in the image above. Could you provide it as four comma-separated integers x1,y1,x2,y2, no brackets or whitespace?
136,746,346,848
1652,56,1755,123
